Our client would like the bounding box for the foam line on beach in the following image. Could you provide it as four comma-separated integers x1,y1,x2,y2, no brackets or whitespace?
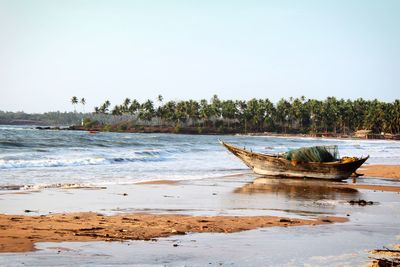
0,183,107,192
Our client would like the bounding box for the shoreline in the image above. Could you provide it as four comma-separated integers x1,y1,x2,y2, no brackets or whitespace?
135,180,179,185
0,164,398,194
31,124,400,141
0,212,347,253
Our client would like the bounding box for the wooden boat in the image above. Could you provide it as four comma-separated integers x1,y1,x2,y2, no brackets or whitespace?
220,141,369,180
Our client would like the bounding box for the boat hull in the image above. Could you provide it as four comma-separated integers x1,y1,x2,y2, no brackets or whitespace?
220,141,369,180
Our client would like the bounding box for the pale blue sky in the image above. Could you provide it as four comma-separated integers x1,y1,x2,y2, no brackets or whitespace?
0,0,399,112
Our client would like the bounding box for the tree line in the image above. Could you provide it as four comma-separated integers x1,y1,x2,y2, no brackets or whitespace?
87,95,400,135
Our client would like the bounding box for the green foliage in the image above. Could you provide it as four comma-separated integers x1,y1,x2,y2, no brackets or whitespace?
117,123,128,132
2,95,400,135
102,124,112,132
174,123,181,133
82,117,100,128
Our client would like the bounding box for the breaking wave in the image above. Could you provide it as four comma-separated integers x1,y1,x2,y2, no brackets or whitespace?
0,154,165,169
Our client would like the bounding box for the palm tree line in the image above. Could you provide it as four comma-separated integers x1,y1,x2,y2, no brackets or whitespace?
70,96,86,113
87,95,400,134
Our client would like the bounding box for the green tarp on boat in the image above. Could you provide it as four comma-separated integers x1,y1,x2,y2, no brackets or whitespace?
283,145,339,163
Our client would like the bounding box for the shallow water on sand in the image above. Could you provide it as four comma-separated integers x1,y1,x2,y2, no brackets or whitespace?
1,125,400,189
0,176,399,266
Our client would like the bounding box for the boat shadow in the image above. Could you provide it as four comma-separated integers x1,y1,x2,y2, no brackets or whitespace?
234,176,360,201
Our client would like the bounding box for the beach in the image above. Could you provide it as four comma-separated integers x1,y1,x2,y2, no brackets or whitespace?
1,126,400,266
360,164,400,179
0,212,346,253
0,165,400,265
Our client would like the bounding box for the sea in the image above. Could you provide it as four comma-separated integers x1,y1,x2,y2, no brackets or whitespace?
1,125,399,190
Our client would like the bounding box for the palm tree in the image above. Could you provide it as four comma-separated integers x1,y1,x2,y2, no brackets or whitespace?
276,98,291,133
112,105,122,116
291,98,303,131
236,100,249,133
364,99,385,133
139,100,155,123
71,96,78,112
221,100,238,128
80,98,86,113
337,99,349,134
210,94,222,119
246,98,261,131
122,98,131,113
199,99,211,127
163,101,177,124
175,101,188,125
305,99,322,133
156,95,164,125
382,102,393,134
392,100,400,134
263,99,276,131
205,95,222,128
321,97,339,133
129,99,140,116
352,98,367,131
186,100,200,126
99,100,111,114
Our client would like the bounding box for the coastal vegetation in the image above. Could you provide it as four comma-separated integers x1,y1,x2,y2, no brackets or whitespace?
1,95,399,137
88,95,400,136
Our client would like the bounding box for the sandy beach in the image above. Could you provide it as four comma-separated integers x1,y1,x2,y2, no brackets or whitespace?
0,164,399,265
360,164,400,179
0,212,345,253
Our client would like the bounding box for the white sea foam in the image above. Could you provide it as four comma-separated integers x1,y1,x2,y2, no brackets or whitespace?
0,157,107,169
21,183,107,190
0,154,164,169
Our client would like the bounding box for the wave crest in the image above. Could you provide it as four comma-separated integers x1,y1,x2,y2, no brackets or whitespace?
0,154,165,169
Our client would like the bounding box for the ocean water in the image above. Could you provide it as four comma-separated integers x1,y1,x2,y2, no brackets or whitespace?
1,125,399,189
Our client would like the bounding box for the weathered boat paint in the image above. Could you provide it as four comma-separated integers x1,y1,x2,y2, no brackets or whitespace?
220,141,369,180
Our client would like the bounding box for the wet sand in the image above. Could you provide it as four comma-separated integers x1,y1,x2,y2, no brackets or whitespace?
360,164,400,179
369,244,400,266
0,212,346,253
0,165,399,265
344,183,400,192
135,180,179,185
237,176,400,196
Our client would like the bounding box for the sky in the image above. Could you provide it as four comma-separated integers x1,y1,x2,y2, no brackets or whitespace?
0,0,399,113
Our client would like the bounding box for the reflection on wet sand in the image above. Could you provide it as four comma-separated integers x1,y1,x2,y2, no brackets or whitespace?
234,177,360,200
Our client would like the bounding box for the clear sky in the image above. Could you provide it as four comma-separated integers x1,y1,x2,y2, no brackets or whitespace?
0,0,399,113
